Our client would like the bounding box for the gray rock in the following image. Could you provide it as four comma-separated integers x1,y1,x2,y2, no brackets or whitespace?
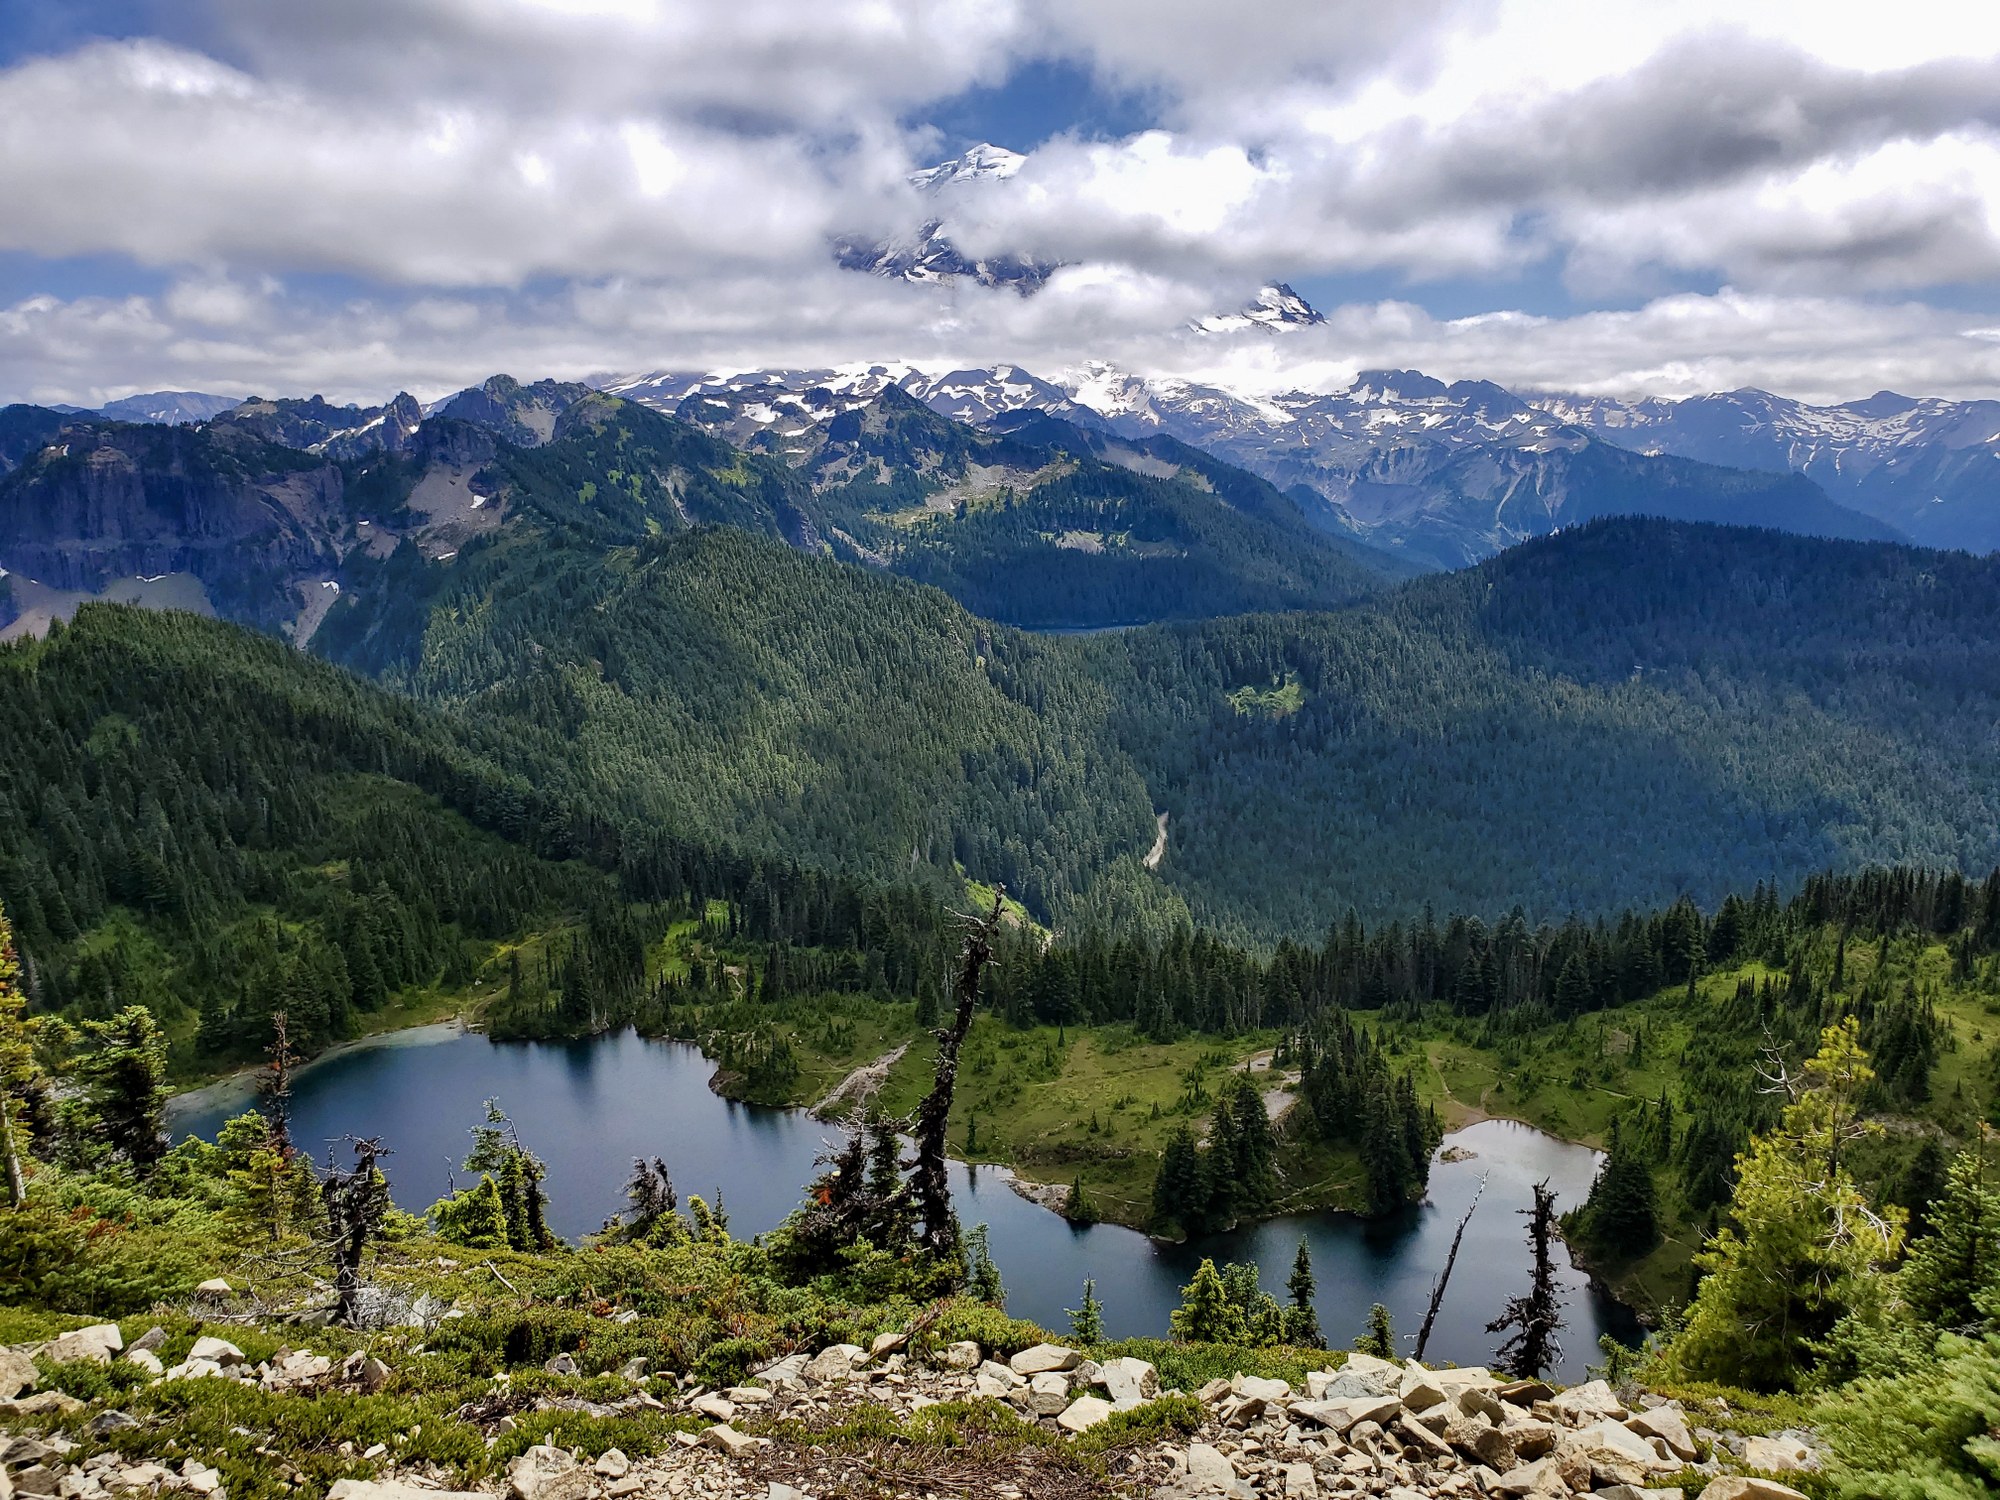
1057,1395,1114,1433
939,1340,981,1371
0,1352,35,1401
187,1337,243,1367
1741,1434,1815,1472
1626,1405,1697,1461
46,1326,122,1364
1008,1343,1083,1376
1027,1372,1071,1415
1550,1379,1624,1424
328,1485,487,1500
1099,1356,1159,1407
1699,1482,1808,1500
542,1353,581,1378
1293,1395,1403,1435
84,1414,138,1438
590,1450,628,1480
702,1424,763,1459
1183,1443,1239,1494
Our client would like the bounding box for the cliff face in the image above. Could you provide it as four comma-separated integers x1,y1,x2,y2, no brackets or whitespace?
0,421,344,625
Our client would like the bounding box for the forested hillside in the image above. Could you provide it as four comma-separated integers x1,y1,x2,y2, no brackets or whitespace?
1109,520,2000,934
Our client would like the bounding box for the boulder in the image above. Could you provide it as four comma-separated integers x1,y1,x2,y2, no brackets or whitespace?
542,1353,580,1378
804,1344,863,1384
1279,1461,1317,1498
1027,1372,1071,1415
0,1352,35,1401
1293,1394,1403,1434
752,1353,808,1388
129,1328,167,1354
591,1451,628,1480
618,1357,650,1382
193,1279,235,1299
85,1412,139,1437
1444,1417,1516,1471
1741,1434,1815,1472
329,1485,486,1500
1231,1373,1291,1403
1550,1379,1624,1424
1317,1353,1402,1399
1701,1482,1808,1500
689,1393,734,1423
1398,1363,1447,1413
1184,1443,1240,1494
703,1424,763,1459
1594,1487,1683,1500
1455,1385,1508,1424
939,1341,981,1371
356,1355,392,1394
0,1393,81,1416
1098,1356,1159,1407
1395,1412,1454,1459
45,1325,122,1364
1626,1404,1698,1461
1057,1395,1114,1433
868,1331,907,1358
1009,1343,1083,1376
1496,1379,1554,1405
123,1350,163,1378
1498,1415,1560,1459
187,1337,243,1367
1489,1458,1570,1498
1559,1418,1660,1489
163,1359,224,1382
506,1448,595,1500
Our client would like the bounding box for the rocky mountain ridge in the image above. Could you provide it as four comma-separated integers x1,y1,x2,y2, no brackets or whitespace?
598,363,1903,569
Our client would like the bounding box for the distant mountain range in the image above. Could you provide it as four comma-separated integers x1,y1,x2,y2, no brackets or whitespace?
12,359,1996,623
1535,387,2000,553
603,363,1915,568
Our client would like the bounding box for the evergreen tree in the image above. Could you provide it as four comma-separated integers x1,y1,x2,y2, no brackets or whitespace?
1285,1237,1323,1347
1064,1174,1100,1226
77,1007,168,1171
0,901,34,1204
1150,1125,1207,1238
1067,1277,1104,1344
1664,1021,1904,1390
964,1222,1004,1306
1901,1147,2000,1334
1171,1258,1246,1344
1355,1303,1395,1358
1581,1129,1660,1257
1231,1074,1278,1213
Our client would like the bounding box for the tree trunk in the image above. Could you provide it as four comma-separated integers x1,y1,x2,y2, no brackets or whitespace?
911,892,1004,1263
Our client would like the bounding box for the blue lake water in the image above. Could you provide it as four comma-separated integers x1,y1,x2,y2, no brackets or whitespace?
171,1025,1641,1373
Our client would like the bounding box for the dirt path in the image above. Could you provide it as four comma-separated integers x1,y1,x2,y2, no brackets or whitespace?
814,1043,908,1119
1143,811,1168,870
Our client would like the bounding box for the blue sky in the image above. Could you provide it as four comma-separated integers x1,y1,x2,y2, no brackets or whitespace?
2,0,1998,406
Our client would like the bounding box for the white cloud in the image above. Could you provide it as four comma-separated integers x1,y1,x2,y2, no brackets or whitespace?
2,0,2000,401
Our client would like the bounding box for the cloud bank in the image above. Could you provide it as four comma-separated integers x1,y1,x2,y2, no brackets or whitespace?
2,0,1998,405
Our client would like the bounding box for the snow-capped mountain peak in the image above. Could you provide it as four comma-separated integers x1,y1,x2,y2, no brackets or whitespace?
1193,283,1327,334
909,142,1027,190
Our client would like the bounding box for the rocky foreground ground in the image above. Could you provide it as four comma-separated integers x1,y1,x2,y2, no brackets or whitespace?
1,1321,1823,1500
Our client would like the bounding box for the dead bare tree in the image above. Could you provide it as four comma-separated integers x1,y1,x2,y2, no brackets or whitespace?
323,1137,392,1327
259,1010,298,1155
1415,1171,1487,1361
911,890,1004,1263
1488,1179,1565,1379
